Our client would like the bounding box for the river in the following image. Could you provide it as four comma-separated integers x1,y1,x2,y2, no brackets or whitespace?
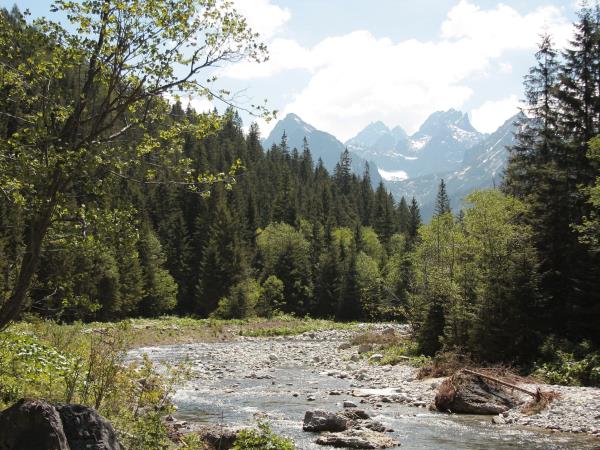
128,328,600,449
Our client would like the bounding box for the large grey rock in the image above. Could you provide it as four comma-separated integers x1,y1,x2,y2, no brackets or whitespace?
303,410,350,432
56,404,124,450
339,408,370,421
0,399,123,450
435,373,517,414
0,399,69,450
315,429,399,448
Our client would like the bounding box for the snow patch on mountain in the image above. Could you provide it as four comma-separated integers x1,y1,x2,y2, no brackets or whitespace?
378,168,409,181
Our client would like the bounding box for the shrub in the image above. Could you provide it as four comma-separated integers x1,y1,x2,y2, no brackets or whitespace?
232,422,295,450
533,338,600,386
1,320,191,449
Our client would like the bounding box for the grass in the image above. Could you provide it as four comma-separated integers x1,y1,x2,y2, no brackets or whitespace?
239,317,359,337
10,314,358,350
347,329,431,368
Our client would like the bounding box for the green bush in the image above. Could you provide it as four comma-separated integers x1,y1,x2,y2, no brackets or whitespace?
232,422,295,450
0,331,74,405
533,338,600,386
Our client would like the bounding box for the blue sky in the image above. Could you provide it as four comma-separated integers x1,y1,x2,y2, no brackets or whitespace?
2,0,579,140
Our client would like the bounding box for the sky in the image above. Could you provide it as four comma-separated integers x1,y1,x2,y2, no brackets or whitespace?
3,0,579,140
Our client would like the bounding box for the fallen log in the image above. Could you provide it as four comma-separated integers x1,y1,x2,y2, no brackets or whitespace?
461,369,538,398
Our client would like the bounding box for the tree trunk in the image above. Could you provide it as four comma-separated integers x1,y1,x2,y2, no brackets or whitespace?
0,197,57,330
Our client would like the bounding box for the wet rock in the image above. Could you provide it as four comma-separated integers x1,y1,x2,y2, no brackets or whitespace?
435,373,518,415
315,429,399,448
303,410,350,432
492,415,507,425
339,408,371,421
356,420,390,433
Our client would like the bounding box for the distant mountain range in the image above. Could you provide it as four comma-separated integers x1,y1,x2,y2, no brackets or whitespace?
262,110,526,221
262,113,382,187
346,109,484,178
384,113,525,219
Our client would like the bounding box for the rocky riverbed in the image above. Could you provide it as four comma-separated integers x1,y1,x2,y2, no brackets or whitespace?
129,324,600,449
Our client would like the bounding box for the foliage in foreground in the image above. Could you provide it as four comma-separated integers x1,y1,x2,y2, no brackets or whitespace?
232,422,295,450
0,321,189,449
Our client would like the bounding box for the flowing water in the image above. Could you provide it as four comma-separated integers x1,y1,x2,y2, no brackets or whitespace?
128,340,600,450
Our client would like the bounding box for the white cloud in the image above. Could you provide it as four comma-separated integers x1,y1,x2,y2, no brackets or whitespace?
441,1,571,50
222,1,572,140
164,93,213,113
470,94,522,133
499,62,513,74
231,0,291,40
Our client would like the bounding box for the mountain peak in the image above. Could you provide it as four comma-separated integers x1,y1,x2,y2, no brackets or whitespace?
279,112,316,134
417,109,476,136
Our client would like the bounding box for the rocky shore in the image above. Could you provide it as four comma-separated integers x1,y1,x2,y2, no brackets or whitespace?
136,323,600,447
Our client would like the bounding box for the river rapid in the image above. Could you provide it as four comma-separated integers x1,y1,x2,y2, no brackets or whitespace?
127,325,600,449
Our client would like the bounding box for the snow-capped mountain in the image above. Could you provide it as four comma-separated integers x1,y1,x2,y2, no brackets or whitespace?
346,109,484,178
262,113,382,186
385,113,525,220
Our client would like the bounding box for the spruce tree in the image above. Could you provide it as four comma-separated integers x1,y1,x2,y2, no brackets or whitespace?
434,179,451,216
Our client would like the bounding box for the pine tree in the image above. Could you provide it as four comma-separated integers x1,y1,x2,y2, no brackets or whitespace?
434,179,451,216
407,197,422,246
334,149,353,195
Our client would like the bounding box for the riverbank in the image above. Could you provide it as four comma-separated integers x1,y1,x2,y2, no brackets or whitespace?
129,324,600,448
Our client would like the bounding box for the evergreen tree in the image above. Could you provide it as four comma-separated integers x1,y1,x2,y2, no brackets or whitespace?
407,197,422,246
434,179,451,216
138,225,178,317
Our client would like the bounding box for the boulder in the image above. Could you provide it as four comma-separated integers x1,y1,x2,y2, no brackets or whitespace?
0,399,69,450
355,420,390,433
343,400,358,408
56,404,124,450
0,399,123,450
303,410,350,432
435,373,518,415
339,408,370,421
315,429,399,449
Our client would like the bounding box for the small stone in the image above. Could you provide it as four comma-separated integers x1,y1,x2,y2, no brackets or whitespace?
358,344,373,354
369,353,384,363
343,400,358,408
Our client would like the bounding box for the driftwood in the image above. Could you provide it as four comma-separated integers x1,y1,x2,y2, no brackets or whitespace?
462,369,540,399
